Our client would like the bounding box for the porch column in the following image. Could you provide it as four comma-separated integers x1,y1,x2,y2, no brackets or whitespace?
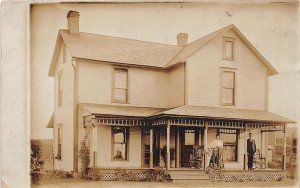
265,131,268,168
150,128,153,169
166,121,171,170
244,123,248,170
92,125,97,166
176,126,180,168
204,121,208,170
282,124,287,170
261,130,264,158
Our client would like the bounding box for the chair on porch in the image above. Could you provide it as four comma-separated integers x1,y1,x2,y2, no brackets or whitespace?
189,145,204,169
253,149,266,169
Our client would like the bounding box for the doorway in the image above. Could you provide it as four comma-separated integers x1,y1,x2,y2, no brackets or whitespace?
180,127,200,167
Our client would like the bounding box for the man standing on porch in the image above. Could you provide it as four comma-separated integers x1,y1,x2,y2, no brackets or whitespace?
247,133,256,170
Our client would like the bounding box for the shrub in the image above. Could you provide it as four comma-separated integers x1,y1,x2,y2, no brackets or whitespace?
87,168,101,181
49,170,73,178
30,140,43,184
30,157,42,184
79,137,90,178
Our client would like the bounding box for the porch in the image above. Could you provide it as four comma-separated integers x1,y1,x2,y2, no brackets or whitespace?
80,104,294,175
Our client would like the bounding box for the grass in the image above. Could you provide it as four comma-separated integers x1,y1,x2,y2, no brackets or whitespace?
31,174,299,188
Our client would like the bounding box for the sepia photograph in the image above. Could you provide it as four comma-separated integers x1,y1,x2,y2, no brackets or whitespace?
1,1,299,188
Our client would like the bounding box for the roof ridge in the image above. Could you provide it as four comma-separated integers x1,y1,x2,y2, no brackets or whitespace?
59,29,182,48
165,24,234,67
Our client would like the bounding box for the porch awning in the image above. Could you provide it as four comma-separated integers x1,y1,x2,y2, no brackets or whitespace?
79,103,165,117
152,105,295,124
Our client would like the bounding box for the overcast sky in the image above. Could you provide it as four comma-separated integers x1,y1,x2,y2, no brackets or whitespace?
30,3,299,139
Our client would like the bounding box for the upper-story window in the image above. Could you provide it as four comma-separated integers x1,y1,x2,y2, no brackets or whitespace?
223,37,235,61
221,69,236,105
63,44,66,64
113,67,129,103
58,72,63,107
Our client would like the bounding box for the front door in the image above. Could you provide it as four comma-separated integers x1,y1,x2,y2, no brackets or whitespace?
180,127,199,167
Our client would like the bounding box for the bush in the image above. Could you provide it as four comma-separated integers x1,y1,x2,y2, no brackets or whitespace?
30,140,43,184
87,168,101,181
49,170,73,178
79,137,90,178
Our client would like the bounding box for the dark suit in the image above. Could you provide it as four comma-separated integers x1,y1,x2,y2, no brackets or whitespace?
247,138,256,170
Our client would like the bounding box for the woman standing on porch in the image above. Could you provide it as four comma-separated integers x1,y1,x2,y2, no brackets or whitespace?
209,134,224,169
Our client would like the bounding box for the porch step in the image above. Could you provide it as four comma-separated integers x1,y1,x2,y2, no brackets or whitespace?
169,170,210,180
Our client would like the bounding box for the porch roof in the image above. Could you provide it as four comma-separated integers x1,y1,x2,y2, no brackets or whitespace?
152,105,295,124
79,103,165,117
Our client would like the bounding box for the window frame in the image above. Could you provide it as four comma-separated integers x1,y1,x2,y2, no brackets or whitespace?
111,126,130,161
217,128,239,162
220,68,236,106
58,71,63,108
223,37,235,61
112,67,129,104
63,44,66,64
56,124,62,160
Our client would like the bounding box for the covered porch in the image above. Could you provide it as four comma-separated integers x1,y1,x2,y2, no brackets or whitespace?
80,104,294,174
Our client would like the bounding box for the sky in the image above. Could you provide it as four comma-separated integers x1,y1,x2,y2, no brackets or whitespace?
30,2,299,139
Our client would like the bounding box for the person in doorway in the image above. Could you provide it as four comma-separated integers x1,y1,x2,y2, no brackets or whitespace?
247,133,256,170
209,134,224,169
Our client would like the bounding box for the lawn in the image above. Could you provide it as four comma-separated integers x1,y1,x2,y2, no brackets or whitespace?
32,175,299,188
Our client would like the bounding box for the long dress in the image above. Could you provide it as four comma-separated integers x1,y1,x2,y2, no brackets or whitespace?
209,139,224,169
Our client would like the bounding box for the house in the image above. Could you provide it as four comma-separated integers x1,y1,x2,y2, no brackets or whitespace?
48,11,294,174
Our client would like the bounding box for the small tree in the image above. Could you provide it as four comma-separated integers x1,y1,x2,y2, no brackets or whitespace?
79,137,90,178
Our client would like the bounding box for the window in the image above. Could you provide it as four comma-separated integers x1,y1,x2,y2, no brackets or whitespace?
57,126,62,160
112,126,129,160
113,68,129,103
223,37,235,60
63,44,66,64
221,69,236,105
218,128,239,161
58,72,63,107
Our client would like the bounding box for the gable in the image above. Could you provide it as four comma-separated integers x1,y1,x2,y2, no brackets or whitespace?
166,25,278,76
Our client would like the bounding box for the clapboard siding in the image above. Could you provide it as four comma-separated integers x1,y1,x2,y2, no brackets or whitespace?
187,29,267,110
53,43,75,171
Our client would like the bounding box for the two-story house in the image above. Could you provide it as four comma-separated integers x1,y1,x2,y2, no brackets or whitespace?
47,11,294,174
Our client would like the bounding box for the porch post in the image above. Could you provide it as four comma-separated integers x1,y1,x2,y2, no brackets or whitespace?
265,131,268,168
150,128,153,169
204,121,208,170
244,123,248,170
261,130,264,158
93,125,97,166
166,121,171,170
176,126,180,168
283,124,287,170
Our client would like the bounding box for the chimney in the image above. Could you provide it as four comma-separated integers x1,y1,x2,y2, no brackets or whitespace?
67,10,80,34
177,32,188,46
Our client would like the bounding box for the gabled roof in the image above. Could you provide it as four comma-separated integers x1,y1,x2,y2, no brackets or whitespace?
49,24,278,76
48,30,182,76
166,24,278,75
153,105,295,123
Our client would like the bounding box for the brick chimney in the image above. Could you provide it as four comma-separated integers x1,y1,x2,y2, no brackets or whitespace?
67,10,80,34
177,32,188,46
